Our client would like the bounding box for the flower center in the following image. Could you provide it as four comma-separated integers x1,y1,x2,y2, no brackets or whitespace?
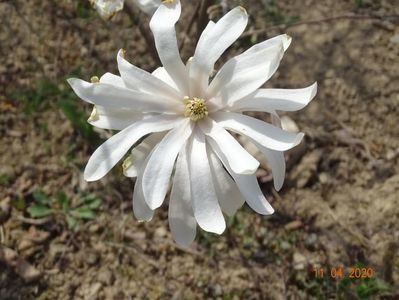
184,96,208,122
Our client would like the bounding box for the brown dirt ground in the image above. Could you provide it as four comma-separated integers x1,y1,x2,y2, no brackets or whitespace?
0,0,398,299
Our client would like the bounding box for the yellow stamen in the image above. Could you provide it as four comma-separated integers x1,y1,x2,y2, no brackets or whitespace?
120,48,126,58
184,97,208,122
162,0,175,4
90,76,100,83
122,154,134,173
88,106,99,123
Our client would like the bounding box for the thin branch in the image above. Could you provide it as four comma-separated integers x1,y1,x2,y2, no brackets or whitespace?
123,3,160,65
179,0,202,52
196,0,215,42
241,13,399,38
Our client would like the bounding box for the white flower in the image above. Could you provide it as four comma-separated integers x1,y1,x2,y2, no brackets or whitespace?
68,1,317,246
90,0,124,19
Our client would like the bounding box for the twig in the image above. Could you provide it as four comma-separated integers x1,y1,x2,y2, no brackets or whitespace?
196,0,215,42
0,226,5,244
106,241,159,268
241,13,399,38
123,3,160,65
15,215,52,226
179,0,202,53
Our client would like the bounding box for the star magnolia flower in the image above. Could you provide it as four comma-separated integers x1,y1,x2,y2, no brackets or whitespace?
68,1,317,246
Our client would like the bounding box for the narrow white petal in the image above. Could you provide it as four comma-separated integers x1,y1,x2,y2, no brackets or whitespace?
210,147,274,215
189,130,226,234
152,67,179,92
84,115,181,181
231,82,318,113
187,21,214,97
207,43,284,108
142,120,192,209
244,34,292,55
149,0,188,94
67,78,182,113
251,140,286,191
212,112,304,151
207,147,245,216
100,72,126,88
198,118,259,174
169,143,196,246
117,50,181,99
133,174,154,222
124,133,165,177
88,106,147,131
190,7,248,96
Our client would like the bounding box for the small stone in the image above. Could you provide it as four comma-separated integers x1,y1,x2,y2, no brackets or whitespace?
154,226,167,238
284,220,303,231
293,252,307,270
98,269,115,286
318,172,329,184
85,252,100,267
89,224,101,233
389,34,399,45
0,198,11,224
305,233,318,248
212,284,223,296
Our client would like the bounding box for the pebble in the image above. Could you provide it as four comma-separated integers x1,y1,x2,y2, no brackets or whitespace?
85,252,100,267
293,252,307,270
98,268,115,286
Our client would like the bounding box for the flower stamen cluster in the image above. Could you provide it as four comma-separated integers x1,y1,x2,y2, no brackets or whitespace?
184,97,208,121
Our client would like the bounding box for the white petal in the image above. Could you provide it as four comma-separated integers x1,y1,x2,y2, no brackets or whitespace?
231,82,318,113
133,0,161,15
169,143,196,246
88,106,147,131
207,147,245,216
133,173,154,222
207,42,284,109
189,7,248,96
149,0,188,94
84,115,181,181
142,120,192,209
117,50,181,99
199,118,259,174
251,140,286,191
67,78,182,113
210,147,274,215
212,112,304,151
152,67,179,91
100,72,126,88
187,21,214,97
123,132,165,177
189,130,226,234
244,34,292,55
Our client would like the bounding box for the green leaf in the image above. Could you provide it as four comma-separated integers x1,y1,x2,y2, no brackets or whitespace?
88,199,102,210
70,207,96,220
80,193,97,204
32,191,50,205
66,215,79,231
27,204,52,218
57,192,70,212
